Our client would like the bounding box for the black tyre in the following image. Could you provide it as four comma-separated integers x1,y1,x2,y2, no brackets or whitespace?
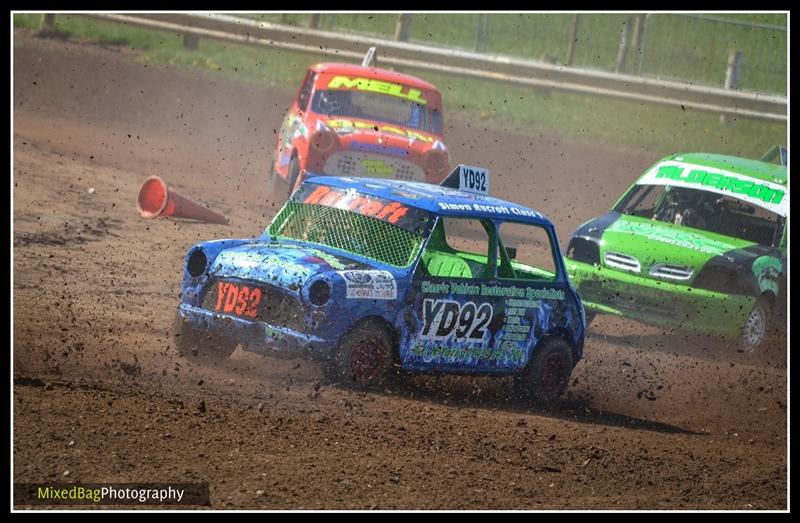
739,297,772,353
513,338,574,406
584,309,596,328
326,319,396,389
173,311,237,364
287,156,302,198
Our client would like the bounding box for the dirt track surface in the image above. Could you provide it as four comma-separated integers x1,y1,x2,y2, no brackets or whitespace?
13,32,787,510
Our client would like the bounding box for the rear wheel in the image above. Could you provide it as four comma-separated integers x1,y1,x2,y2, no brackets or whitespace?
513,338,574,406
739,297,772,353
326,320,396,389
173,311,237,364
584,309,596,327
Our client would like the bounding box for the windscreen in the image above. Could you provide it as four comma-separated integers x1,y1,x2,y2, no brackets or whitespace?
268,183,436,267
311,89,441,135
615,184,784,247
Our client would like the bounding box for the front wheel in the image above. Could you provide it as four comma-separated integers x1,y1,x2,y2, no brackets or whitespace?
325,320,396,389
739,297,772,353
267,161,284,201
287,156,303,198
173,311,238,365
513,338,574,406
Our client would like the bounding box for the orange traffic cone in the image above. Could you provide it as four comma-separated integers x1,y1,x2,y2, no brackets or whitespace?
137,176,228,224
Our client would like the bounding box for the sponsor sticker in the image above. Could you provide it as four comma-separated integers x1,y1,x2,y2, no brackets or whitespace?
420,299,494,342
360,159,395,176
350,140,409,158
327,119,434,143
302,184,410,224
752,255,782,294
211,281,262,318
420,280,565,300
326,75,428,105
410,344,525,363
339,270,398,300
638,160,788,217
292,182,435,236
608,219,737,256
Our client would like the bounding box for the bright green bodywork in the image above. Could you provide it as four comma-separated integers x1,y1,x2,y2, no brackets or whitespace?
565,151,787,338
567,214,755,336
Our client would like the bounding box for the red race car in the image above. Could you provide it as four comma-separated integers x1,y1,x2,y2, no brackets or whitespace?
269,49,450,197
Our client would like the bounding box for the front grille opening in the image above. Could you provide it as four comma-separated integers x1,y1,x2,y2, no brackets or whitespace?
324,152,424,181
649,264,694,281
201,279,307,332
604,251,641,273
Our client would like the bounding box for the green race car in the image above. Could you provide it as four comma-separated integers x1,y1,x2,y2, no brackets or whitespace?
565,147,787,353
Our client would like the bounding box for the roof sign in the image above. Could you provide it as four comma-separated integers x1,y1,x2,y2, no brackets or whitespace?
441,164,490,196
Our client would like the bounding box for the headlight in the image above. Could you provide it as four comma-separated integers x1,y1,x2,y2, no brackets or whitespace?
309,280,331,306
187,249,208,277
310,129,338,154
566,237,600,266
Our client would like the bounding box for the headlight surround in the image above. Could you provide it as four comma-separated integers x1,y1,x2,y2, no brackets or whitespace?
310,129,338,154
566,236,601,266
308,279,332,306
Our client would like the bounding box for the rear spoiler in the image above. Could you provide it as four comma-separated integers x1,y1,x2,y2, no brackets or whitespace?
760,145,788,166
440,164,490,195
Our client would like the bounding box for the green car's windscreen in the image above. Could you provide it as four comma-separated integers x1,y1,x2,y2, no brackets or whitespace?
269,183,436,267
615,184,784,247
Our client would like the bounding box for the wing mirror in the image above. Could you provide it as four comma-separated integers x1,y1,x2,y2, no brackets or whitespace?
505,246,517,260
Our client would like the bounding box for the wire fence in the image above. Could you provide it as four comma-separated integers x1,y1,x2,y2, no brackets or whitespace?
246,13,787,95
637,14,786,94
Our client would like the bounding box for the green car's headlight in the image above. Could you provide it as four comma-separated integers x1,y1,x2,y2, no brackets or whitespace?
566,237,601,266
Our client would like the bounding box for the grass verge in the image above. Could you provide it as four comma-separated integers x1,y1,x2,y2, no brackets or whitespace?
14,13,787,160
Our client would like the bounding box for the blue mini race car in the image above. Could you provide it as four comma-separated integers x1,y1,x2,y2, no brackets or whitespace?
174,165,585,402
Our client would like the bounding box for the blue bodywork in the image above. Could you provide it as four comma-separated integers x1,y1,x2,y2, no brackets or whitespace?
177,175,585,374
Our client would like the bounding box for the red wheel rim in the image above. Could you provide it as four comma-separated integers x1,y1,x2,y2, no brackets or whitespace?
348,339,386,385
539,353,565,392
